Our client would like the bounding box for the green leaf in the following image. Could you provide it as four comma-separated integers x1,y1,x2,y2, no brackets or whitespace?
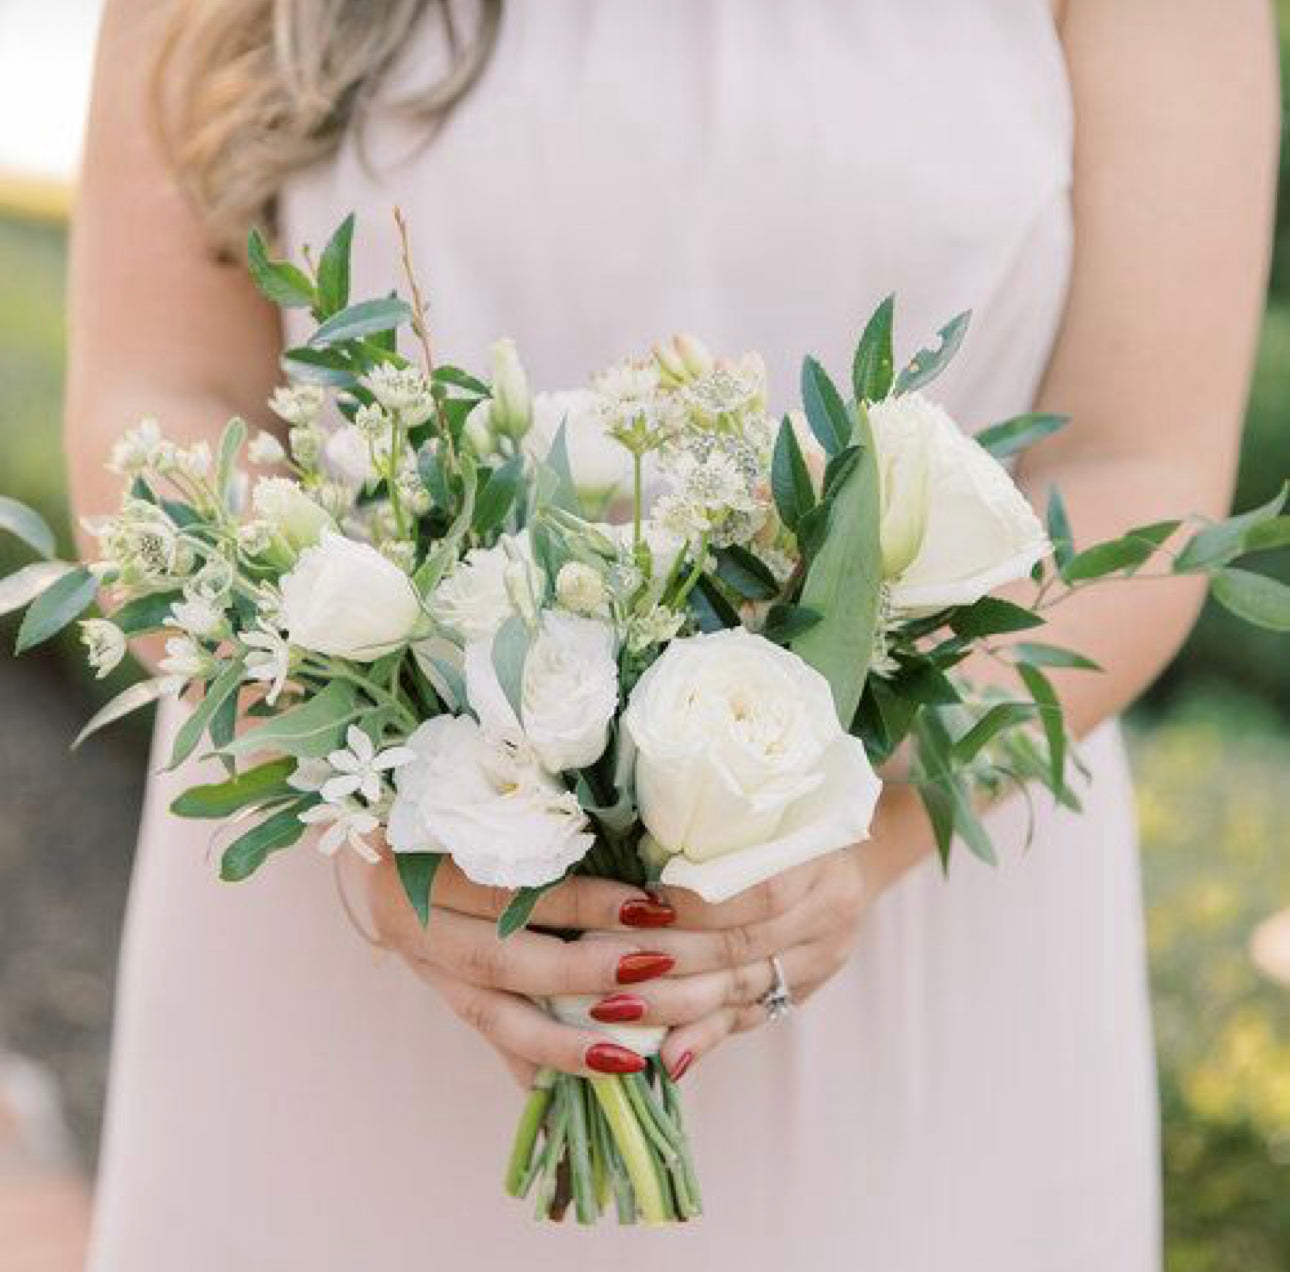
216,417,247,504
0,496,56,559
1046,486,1074,571
1209,567,1290,632
433,365,490,397
395,852,444,927
761,603,821,645
795,502,832,561
223,681,360,759
948,596,1044,639
498,881,560,938
281,345,355,387
851,295,895,403
1011,642,1102,672
973,412,1070,460
913,711,998,867
800,356,852,456
114,590,182,636
821,446,861,502
73,677,175,749
168,659,246,770
1173,485,1288,573
951,702,1037,765
0,561,75,618
491,616,531,722
791,404,882,727
15,566,97,653
712,546,779,601
316,213,355,317
1242,515,1290,556
170,758,297,819
689,576,741,632
309,297,413,347
473,453,524,537
1061,520,1180,583
247,228,316,308
220,800,312,882
894,310,971,395
1016,662,1066,796
771,416,815,533
542,422,584,517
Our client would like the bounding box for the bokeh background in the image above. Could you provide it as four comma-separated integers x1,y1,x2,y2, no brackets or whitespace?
0,3,1287,1268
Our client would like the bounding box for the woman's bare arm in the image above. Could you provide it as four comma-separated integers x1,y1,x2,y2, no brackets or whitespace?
862,0,1280,894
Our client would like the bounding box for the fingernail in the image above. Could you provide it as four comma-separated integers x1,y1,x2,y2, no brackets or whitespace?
619,896,676,928
586,1042,647,1075
590,994,646,1024
616,951,675,984
668,1050,694,1082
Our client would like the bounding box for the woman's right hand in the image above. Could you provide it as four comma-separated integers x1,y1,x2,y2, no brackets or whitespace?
365,857,678,1088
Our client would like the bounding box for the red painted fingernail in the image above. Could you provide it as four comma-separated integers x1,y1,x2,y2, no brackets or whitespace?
590,994,646,1024
616,951,674,984
619,896,676,928
586,1042,647,1075
668,1050,694,1082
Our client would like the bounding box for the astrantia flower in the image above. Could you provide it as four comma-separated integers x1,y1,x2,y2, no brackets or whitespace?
247,430,286,466
80,619,126,679
108,418,164,476
169,595,228,641
268,384,325,428
361,363,434,426
320,725,415,805
299,800,381,863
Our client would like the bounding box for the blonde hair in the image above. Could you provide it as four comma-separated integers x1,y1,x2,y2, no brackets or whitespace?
155,0,502,254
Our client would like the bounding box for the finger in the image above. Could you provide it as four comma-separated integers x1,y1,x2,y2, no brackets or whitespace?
429,859,675,932
657,860,818,931
658,1001,766,1080
413,963,649,1078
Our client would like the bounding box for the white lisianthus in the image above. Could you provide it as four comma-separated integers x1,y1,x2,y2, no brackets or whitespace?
465,611,618,773
387,715,594,889
622,629,882,903
80,619,126,679
280,531,422,661
488,337,532,439
322,425,377,489
869,393,1050,612
251,478,335,554
430,531,540,642
525,389,637,498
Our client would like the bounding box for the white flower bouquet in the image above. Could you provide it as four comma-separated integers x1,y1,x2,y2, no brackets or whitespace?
3,213,1287,1225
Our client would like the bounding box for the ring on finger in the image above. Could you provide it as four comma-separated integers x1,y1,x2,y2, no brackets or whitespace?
757,953,794,1023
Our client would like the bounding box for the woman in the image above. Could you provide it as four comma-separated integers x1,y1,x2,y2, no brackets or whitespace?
70,1,1277,1268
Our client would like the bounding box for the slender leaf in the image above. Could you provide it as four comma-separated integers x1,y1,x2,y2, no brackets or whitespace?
1242,515,1290,556
821,446,861,502
73,677,176,749
0,497,57,559
395,852,444,927
281,345,355,387
223,680,360,758
690,576,740,632
1173,486,1288,573
1209,567,1290,632
1016,662,1065,796
712,546,779,601
247,228,315,308
434,365,490,397
851,295,895,403
800,357,852,456
974,412,1069,460
914,711,998,866
951,702,1037,765
220,801,312,882
498,881,560,938
473,453,524,537
761,603,821,645
1061,521,1179,583
168,659,246,770
15,566,98,653
216,417,247,503
170,758,296,819
894,310,970,395
948,596,1044,639
542,422,583,516
316,213,355,317
308,297,412,347
491,616,531,722
114,590,182,636
1046,486,1074,571
771,417,815,533
1011,642,1102,672
0,561,74,617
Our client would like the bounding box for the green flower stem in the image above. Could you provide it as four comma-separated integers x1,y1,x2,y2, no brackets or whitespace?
670,535,711,608
590,1075,671,1225
632,453,644,550
301,658,418,732
504,1068,555,1198
657,1065,703,1215
564,1076,599,1224
621,1072,679,1167
532,1083,570,1221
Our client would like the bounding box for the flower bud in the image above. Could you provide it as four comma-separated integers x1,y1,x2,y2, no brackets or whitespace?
248,431,286,466
289,426,321,467
489,338,532,440
251,478,335,556
555,562,607,615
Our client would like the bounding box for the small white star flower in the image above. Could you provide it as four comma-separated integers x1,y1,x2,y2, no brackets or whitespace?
159,635,212,680
322,725,416,805
298,800,381,863
242,623,293,705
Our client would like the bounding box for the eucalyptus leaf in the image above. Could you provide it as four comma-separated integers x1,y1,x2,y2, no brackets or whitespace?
247,228,315,308
712,546,779,601
1011,642,1102,672
168,659,246,771
771,416,815,533
316,213,355,317
15,566,98,653
0,561,74,617
950,702,1037,765
1061,521,1179,583
308,297,413,347
220,800,312,882
1173,486,1288,573
395,852,444,927
223,680,360,759
542,422,583,517
1242,515,1290,555
1046,486,1074,571
851,295,895,403
1016,662,1065,796
894,310,971,395
170,758,297,819
973,412,1069,460
73,677,176,749
114,590,182,636
948,596,1044,639
491,616,531,722
0,496,56,559
1209,567,1290,632
498,881,560,938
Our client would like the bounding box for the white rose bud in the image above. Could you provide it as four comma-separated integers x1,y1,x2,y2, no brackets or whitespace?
280,531,422,661
251,477,335,557
555,561,607,615
80,619,126,679
623,629,882,903
869,393,1050,613
488,337,532,439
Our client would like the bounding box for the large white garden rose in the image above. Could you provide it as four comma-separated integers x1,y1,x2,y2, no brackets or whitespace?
869,393,1049,612
280,531,421,661
430,531,540,642
622,629,882,903
464,611,618,773
387,715,594,889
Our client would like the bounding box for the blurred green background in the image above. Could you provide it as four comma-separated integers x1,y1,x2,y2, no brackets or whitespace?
2,26,1290,1267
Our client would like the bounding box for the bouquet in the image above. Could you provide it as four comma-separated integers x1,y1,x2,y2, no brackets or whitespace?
3,213,1287,1225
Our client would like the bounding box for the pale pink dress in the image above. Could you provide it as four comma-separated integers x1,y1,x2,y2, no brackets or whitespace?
88,3,1161,1268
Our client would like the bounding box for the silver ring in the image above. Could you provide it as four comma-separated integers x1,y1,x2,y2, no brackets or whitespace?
758,954,794,1023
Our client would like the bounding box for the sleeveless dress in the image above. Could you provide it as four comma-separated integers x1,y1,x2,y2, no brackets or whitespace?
88,4,1161,1268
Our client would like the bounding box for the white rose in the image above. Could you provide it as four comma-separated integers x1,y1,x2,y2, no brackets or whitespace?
430,530,540,642
251,477,335,554
280,531,422,661
623,629,882,903
525,389,637,499
869,393,1050,612
464,611,618,773
387,714,593,889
